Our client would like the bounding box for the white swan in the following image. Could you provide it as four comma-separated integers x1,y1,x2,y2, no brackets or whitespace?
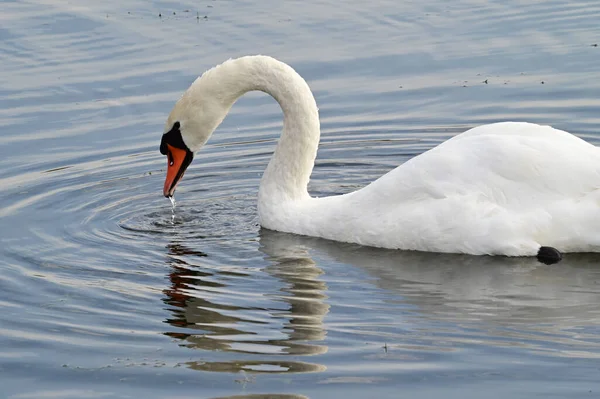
160,55,600,262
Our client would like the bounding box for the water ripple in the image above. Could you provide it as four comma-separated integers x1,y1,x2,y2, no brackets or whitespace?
3,0,600,397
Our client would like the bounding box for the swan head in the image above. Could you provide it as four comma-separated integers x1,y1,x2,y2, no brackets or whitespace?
160,73,233,197
160,120,194,198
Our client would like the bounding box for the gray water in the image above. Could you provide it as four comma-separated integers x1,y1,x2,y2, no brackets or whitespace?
2,1,600,398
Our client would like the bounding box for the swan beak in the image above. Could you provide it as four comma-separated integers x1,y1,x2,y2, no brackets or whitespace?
163,144,193,197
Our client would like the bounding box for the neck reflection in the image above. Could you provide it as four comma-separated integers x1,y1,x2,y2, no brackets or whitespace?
162,238,329,373
163,228,600,373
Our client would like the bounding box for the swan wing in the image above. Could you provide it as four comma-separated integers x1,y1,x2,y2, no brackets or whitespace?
366,122,600,207
337,122,600,254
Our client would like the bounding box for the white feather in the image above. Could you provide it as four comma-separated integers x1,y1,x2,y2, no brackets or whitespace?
166,55,600,256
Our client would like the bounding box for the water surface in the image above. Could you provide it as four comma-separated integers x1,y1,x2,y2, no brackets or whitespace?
2,1,600,398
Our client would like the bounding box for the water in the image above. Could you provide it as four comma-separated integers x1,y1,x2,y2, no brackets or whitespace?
170,196,176,223
2,0,600,398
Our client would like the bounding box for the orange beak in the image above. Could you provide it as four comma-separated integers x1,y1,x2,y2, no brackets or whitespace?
163,144,193,197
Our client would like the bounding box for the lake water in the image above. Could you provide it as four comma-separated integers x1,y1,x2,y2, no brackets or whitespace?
2,0,600,398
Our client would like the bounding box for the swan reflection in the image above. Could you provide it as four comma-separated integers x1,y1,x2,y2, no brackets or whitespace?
261,230,600,320
259,229,600,357
210,395,308,399
162,239,329,374
163,229,600,375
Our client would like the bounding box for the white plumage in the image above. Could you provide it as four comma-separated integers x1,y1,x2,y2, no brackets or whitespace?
164,55,600,257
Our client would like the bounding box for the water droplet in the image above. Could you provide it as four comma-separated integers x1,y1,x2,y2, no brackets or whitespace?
169,196,176,223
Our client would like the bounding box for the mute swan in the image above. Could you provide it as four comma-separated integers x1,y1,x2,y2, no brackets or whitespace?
160,55,600,263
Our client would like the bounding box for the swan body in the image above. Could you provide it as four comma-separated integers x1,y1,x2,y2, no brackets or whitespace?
161,55,600,257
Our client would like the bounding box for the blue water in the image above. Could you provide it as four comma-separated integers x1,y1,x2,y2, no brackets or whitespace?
2,1,600,398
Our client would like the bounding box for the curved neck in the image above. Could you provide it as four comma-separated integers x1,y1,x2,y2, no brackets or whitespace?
259,65,320,202
205,57,320,202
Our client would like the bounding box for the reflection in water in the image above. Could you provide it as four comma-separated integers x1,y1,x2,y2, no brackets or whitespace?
4,0,600,396
188,360,325,374
260,235,330,349
259,229,600,357
210,395,308,399
162,240,329,374
163,228,600,376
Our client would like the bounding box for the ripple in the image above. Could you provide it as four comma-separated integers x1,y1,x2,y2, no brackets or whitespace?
3,0,600,396
186,360,326,374
211,395,309,399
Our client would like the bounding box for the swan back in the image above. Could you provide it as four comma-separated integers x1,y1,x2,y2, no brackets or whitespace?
289,122,600,255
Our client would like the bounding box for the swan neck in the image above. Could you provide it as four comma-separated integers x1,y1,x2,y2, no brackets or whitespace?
219,57,320,203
